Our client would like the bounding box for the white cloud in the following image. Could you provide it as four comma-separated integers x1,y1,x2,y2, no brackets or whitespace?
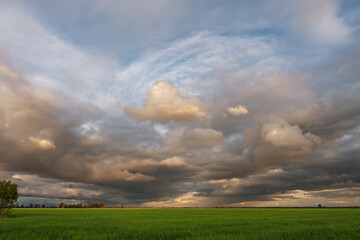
0,4,117,108
115,32,275,106
283,0,352,44
29,137,55,150
160,157,186,167
125,81,206,123
261,118,321,149
227,104,249,116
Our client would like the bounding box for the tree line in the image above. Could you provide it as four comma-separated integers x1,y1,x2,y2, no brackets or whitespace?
15,202,107,208
15,202,136,208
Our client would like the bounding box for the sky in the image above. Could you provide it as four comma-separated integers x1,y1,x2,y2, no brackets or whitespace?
0,0,360,207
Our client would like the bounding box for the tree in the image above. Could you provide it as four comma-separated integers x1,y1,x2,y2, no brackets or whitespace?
0,180,18,218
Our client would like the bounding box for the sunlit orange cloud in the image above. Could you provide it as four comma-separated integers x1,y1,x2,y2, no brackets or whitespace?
141,192,213,208
125,81,206,123
29,137,56,150
227,188,360,207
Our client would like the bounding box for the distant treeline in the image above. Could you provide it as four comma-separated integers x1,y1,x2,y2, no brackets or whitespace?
59,202,107,208
15,204,359,209
15,202,138,208
15,202,107,208
16,203,51,208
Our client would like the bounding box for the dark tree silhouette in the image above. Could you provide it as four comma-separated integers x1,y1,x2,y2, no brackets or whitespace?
0,180,18,217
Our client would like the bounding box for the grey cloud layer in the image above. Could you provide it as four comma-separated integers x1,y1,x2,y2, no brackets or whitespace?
0,0,359,206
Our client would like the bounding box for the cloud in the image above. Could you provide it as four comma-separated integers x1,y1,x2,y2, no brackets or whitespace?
11,174,103,203
141,191,211,208
125,81,206,123
0,63,19,79
29,137,56,150
282,0,352,44
115,32,275,107
261,118,321,149
227,104,249,116
88,161,156,183
0,4,117,108
0,1,360,207
0,63,194,203
245,118,323,165
160,157,186,167
160,127,223,155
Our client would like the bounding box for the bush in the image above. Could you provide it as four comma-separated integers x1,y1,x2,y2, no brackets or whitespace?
0,180,18,217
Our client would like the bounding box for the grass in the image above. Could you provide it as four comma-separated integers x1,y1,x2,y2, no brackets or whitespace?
0,208,359,239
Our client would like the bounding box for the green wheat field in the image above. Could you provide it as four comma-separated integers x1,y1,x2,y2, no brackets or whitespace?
0,208,359,239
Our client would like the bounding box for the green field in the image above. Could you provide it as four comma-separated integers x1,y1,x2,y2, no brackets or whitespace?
0,208,359,239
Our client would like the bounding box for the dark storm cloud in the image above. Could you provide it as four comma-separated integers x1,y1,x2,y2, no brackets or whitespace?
2,38,360,205
0,65,196,202
172,38,360,205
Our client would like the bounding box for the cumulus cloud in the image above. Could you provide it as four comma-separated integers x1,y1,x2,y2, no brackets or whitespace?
261,118,321,149
125,81,206,123
29,137,56,150
227,104,249,116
